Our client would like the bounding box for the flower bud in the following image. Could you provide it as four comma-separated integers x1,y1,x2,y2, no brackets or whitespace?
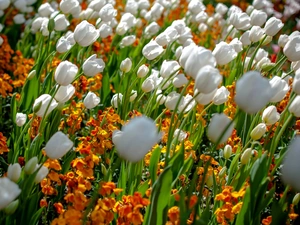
27,70,36,80
4,199,19,215
224,145,232,159
173,73,188,88
34,165,49,183
7,163,22,182
137,64,149,78
142,39,164,60
218,167,227,178
160,60,180,78
74,20,99,47
212,86,230,105
165,91,183,111
194,65,222,94
84,92,100,109
293,193,300,205
24,157,38,174
141,78,155,93
283,36,300,62
45,131,73,159
111,93,123,108
120,58,132,73
213,41,237,66
120,35,136,47
289,96,300,117
263,17,284,37
241,148,252,165
16,113,27,127
250,123,267,140
0,177,21,210
83,54,105,77
54,61,78,86
54,14,69,31
33,94,58,117
262,105,280,125
99,23,112,38
269,76,289,103
54,84,75,103
129,90,137,102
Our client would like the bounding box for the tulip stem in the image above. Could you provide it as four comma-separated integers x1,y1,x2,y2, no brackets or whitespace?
223,26,234,42
246,35,267,71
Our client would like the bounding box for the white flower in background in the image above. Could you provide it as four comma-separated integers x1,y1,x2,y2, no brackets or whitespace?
142,78,155,93
38,3,54,17
83,54,105,77
0,0,10,10
240,30,251,46
165,91,183,111
120,35,136,47
278,34,289,48
281,136,300,191
142,39,164,60
56,36,73,53
155,26,178,47
229,12,251,30
45,131,73,159
223,144,232,159
179,44,216,79
249,26,265,43
99,23,112,39
33,94,58,117
13,0,26,12
283,36,300,62
156,94,166,105
129,90,137,102
227,5,242,16
54,60,78,86
269,76,289,102
84,92,100,109
160,60,180,78
198,23,208,33
235,71,272,114
54,14,70,31
213,41,237,66
216,3,228,15
178,94,196,113
194,65,222,94
188,0,205,14
7,163,22,182
111,93,123,108
250,123,267,140
213,86,230,105
34,165,49,183
263,17,284,36
112,116,161,162
250,9,267,26
207,113,234,144
74,20,99,47
0,177,21,210
125,0,138,15
60,0,81,18
54,84,75,103
147,2,164,21
262,105,280,125
241,148,252,165
137,64,149,78
13,14,25,24
99,4,117,22
16,113,27,127
144,22,160,38
120,58,132,73
174,129,187,142
229,38,243,53
88,0,106,11
173,73,188,88
289,95,300,117
194,89,217,105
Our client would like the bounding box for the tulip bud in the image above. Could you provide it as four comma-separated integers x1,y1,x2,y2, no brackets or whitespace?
120,58,132,73
141,78,155,93
263,17,284,37
45,131,73,159
7,163,22,182
156,94,166,105
194,65,222,94
99,4,117,22
213,41,237,66
261,35,272,46
54,61,78,86
112,116,161,162
120,35,136,47
250,123,267,140
293,193,300,205
283,36,300,62
54,14,69,31
24,157,38,174
224,145,232,159
173,74,188,88
278,34,289,48
240,31,251,47
289,96,300,117
174,129,187,142
250,9,267,26
34,165,49,183
207,113,234,144
74,20,99,47
212,86,230,105
83,54,105,77
137,64,149,78
229,12,251,30
84,92,100,109
99,23,112,38
38,3,54,17
0,177,21,210
129,90,137,102
142,39,164,60
218,167,227,178
249,26,265,43
262,105,280,125
160,60,180,78
4,199,19,215
33,94,58,117
111,93,123,108
15,113,27,127
206,175,214,188
165,91,183,111
27,70,36,80
241,148,252,165
54,84,75,103
269,76,289,103
281,136,300,191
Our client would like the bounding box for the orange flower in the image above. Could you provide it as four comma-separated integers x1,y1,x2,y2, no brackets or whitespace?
0,132,9,154
262,216,272,225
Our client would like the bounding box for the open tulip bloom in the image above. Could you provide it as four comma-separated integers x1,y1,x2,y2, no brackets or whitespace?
2,1,300,224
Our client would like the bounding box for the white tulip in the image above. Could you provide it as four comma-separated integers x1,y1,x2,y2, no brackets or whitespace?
33,94,58,117
74,20,99,47
83,54,105,77
120,58,132,73
194,65,222,94
165,91,183,111
283,36,300,62
194,88,217,105
250,9,267,26
84,92,100,109
137,64,149,78
289,95,300,117
269,76,289,103
174,129,187,142
34,165,49,183
213,41,237,66
54,61,78,86
142,39,164,60
160,60,180,78
16,113,27,127
263,17,284,37
7,163,22,182
262,105,280,125
99,4,117,22
213,86,230,105
173,73,188,88
54,84,75,103
111,93,123,108
45,131,73,159
250,123,267,140
0,178,21,210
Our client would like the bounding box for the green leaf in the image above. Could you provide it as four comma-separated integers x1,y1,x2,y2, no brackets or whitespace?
235,187,251,225
149,146,161,183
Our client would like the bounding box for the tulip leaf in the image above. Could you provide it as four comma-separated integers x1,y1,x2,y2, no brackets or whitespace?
149,146,161,183
28,207,44,225
235,187,251,225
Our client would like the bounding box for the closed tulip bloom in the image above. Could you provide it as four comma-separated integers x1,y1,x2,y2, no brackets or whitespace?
178,94,196,113
213,86,230,105
0,177,21,210
142,39,164,60
207,113,234,144
137,64,149,78
74,20,99,47
60,0,81,17
54,61,78,86
34,165,49,183
216,3,228,15
229,38,243,53
56,36,73,53
269,76,289,102
160,60,180,78
173,73,188,88
54,84,75,103
112,116,161,162
262,105,280,125
263,17,284,37
249,26,265,43
13,14,25,24
213,41,237,66
235,71,272,114
250,9,267,26
83,54,105,77
120,35,136,47
229,12,251,30
281,136,300,191
165,91,183,111
33,94,58,117
293,70,300,95
223,144,232,159
38,3,54,17
240,31,251,46
278,34,289,48
99,4,117,22
54,14,69,31
283,36,300,62
241,148,252,165
156,94,166,105
99,23,112,38
120,58,132,73
194,65,222,94
129,90,137,102
24,157,38,174
141,78,155,93
174,129,187,142
7,163,21,182
250,123,267,140
155,26,178,47
195,88,217,105
111,93,123,108
289,95,300,117
0,0,10,10
45,131,73,159
16,113,27,127
84,92,100,109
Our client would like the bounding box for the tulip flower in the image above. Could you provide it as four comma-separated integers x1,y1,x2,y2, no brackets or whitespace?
250,9,267,26
213,41,237,66
250,123,267,140
178,94,196,113
34,165,49,183
229,12,251,30
283,36,300,62
0,177,21,210
74,20,99,47
84,92,100,109
173,73,188,88
240,30,251,46
137,64,149,78
33,94,58,117
54,61,78,86
249,26,265,43
142,39,164,60
235,71,272,114
38,3,54,17
207,113,234,144
16,112,27,127
194,65,222,94
45,131,73,159
278,34,289,48
120,35,136,47
281,136,300,191
160,60,180,78
262,105,280,125
129,90,137,102
54,14,69,31
194,88,217,105
212,86,230,105
7,163,22,182
173,129,187,142
24,157,38,175
223,145,232,159
289,95,300,117
229,38,243,53
54,84,75,103
165,91,183,111
112,116,161,162
83,54,105,77
269,76,289,102
141,78,155,93
56,36,73,53
99,4,117,22
241,148,252,165
263,17,284,37
155,26,178,47
120,58,132,73
0,0,10,10
99,23,112,38
111,93,123,108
